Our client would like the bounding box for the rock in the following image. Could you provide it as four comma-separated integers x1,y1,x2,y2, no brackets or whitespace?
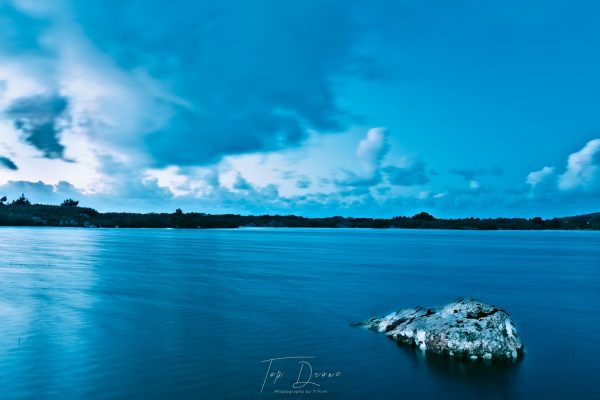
355,297,524,360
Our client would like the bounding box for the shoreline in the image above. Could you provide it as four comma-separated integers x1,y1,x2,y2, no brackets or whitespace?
1,225,599,232
0,204,598,230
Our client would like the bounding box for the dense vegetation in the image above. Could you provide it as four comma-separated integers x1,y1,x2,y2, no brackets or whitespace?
0,195,598,230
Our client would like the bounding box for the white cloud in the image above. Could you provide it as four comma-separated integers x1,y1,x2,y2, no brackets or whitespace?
0,3,177,196
0,4,435,215
526,166,555,187
524,139,600,202
416,190,430,199
9,0,64,16
0,65,47,107
558,139,600,190
356,127,388,175
144,166,209,197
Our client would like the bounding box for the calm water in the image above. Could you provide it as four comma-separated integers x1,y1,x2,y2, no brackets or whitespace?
0,228,599,399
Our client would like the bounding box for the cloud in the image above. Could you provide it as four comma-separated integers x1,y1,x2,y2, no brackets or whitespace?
56,0,378,166
0,156,18,170
0,0,390,210
233,174,253,191
4,1,595,219
5,93,69,159
295,177,311,189
558,139,600,191
451,167,503,180
334,127,388,187
335,127,429,190
523,139,600,207
335,170,382,188
526,166,554,187
356,127,388,174
0,2,51,56
0,180,79,204
0,178,174,210
383,160,429,186
0,2,438,216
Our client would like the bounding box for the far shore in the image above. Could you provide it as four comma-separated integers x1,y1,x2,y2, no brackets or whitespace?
0,200,598,230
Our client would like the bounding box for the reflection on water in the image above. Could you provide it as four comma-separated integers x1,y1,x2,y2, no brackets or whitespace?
0,228,599,399
0,229,100,399
393,341,523,398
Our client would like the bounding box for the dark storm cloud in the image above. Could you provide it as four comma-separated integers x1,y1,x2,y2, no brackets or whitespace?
6,94,69,159
70,0,374,165
0,156,18,170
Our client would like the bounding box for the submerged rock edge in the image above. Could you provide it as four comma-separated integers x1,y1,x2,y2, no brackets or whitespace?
356,297,525,361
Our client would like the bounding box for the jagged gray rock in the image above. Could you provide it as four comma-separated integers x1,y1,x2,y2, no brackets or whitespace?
356,298,524,360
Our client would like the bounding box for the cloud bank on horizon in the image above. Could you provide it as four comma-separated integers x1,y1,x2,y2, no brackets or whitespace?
1,0,599,217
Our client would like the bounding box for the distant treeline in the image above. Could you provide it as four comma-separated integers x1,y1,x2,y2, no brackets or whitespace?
0,194,598,230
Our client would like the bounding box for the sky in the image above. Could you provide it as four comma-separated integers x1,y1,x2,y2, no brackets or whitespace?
0,0,599,218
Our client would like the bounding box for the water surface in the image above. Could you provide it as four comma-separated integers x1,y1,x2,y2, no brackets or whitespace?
0,228,599,399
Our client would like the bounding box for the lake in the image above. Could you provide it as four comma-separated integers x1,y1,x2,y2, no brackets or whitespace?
0,228,599,399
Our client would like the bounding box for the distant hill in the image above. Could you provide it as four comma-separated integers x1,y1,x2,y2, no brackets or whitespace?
0,200,598,230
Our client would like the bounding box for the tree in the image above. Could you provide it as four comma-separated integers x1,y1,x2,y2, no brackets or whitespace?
531,216,544,224
412,211,435,221
61,199,80,207
175,208,183,216
0,196,6,206
11,194,31,206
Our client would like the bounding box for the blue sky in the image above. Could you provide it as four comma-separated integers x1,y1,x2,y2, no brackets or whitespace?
0,0,599,217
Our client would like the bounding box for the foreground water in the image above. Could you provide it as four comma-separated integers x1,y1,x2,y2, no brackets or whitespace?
0,228,599,399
